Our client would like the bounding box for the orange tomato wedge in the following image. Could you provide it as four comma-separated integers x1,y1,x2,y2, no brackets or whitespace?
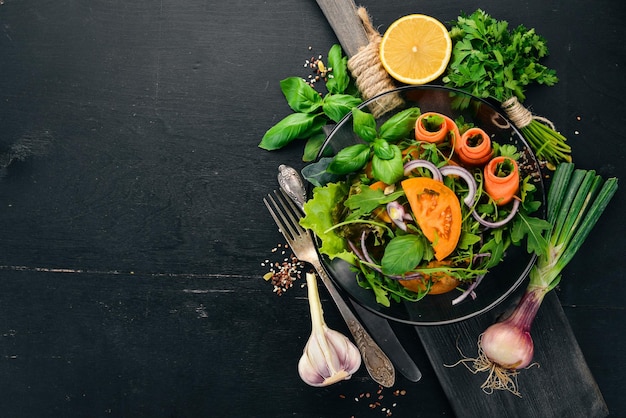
401,177,462,260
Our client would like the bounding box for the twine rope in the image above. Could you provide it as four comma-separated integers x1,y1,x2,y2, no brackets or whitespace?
347,7,403,118
502,96,555,130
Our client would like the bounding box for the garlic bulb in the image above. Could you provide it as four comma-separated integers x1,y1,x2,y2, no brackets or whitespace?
298,273,362,387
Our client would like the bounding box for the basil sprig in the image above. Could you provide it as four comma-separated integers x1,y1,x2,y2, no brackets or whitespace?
327,107,421,185
258,45,362,161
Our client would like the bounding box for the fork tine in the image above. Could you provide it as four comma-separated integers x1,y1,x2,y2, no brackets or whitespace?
263,190,298,243
274,189,306,234
263,194,292,242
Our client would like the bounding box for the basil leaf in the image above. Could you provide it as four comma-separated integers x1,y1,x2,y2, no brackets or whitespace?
280,77,323,114
301,158,342,187
303,131,327,162
371,145,403,184
258,113,324,151
381,235,424,276
352,107,377,142
372,139,394,160
327,143,370,175
379,107,421,142
326,44,349,94
322,94,362,123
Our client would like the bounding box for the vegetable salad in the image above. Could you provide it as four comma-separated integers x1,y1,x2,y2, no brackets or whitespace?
301,106,548,307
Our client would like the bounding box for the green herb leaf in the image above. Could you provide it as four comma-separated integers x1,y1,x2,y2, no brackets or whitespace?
326,44,349,94
322,94,362,123
444,9,558,104
372,139,395,160
302,130,327,162
300,182,351,260
381,235,425,276
458,231,482,250
279,77,323,114
352,107,378,142
480,230,508,268
301,158,341,187
344,186,404,220
379,107,421,142
511,211,551,255
358,267,392,307
258,113,324,150
327,143,370,174
371,145,403,184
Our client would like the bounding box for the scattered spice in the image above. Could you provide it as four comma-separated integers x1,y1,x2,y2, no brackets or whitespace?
261,243,305,295
302,47,334,90
339,385,407,417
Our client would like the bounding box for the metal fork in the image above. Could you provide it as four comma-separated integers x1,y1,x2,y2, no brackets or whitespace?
264,189,395,388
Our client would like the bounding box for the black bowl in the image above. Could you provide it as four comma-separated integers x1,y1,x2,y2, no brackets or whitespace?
315,85,545,325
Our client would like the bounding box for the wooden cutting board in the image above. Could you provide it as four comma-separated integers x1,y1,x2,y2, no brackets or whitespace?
314,1,609,416
415,290,608,418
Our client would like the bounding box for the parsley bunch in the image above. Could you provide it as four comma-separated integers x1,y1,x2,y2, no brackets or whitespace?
443,10,571,168
444,9,558,104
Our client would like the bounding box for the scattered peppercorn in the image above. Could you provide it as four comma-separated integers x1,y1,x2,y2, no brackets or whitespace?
261,243,305,295
301,47,333,90
339,385,407,417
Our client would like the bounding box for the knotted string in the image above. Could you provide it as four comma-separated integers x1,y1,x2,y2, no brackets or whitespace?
502,96,556,130
348,7,404,118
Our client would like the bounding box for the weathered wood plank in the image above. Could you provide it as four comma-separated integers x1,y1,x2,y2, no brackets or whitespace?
415,291,608,418
315,0,370,57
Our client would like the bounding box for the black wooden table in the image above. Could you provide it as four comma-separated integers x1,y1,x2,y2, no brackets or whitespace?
0,1,624,417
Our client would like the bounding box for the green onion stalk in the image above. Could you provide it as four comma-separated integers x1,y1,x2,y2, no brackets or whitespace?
466,163,618,395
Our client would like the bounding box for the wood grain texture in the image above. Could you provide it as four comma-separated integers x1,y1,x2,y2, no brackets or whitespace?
315,0,369,57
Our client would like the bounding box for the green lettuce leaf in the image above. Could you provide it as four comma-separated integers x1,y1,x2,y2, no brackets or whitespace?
300,182,353,262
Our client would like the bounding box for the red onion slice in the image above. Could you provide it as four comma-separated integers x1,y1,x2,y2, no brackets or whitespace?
403,160,443,182
386,201,408,231
439,165,478,207
472,198,520,229
452,274,485,305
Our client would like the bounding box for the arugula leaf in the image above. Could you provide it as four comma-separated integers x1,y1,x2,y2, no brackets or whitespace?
458,231,482,250
511,211,551,255
280,77,323,114
258,113,324,150
358,266,392,307
381,235,425,276
480,230,508,268
343,186,403,220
